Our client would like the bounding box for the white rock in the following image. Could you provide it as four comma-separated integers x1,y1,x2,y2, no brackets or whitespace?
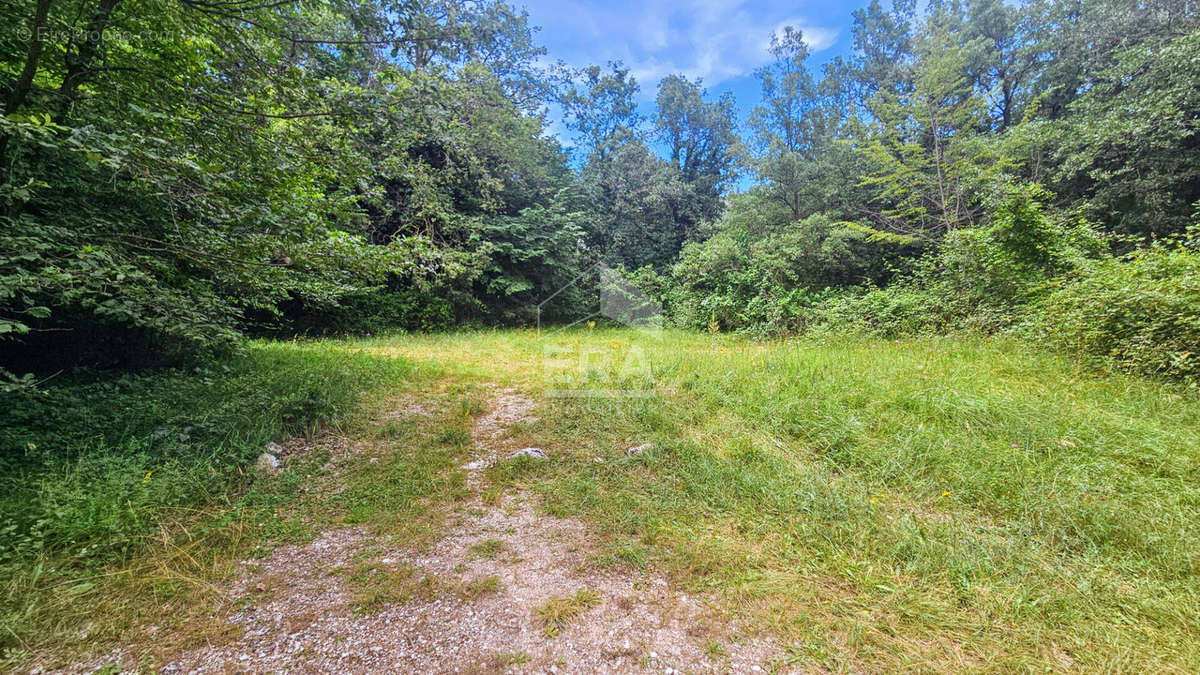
626,442,654,456
255,452,281,474
461,459,489,470
507,447,547,460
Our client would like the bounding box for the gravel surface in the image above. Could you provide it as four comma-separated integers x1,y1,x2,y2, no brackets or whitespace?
59,388,781,674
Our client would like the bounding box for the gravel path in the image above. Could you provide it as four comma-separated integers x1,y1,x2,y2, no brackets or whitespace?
62,388,780,674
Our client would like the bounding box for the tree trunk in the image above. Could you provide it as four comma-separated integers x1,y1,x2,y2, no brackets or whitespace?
0,0,56,172
56,0,122,116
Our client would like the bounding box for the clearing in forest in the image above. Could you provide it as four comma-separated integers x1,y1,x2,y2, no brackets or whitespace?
20,329,1200,672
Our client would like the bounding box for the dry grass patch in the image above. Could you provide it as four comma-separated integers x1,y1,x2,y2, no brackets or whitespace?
535,588,601,636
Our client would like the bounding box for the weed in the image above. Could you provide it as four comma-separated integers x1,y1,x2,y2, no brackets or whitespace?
469,539,506,560
535,588,601,636
342,559,431,614
490,650,530,667
457,575,502,600
438,427,473,447
704,640,729,661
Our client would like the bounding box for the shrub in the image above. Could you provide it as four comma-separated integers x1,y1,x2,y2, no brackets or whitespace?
820,286,943,336
280,287,454,336
827,185,1108,336
669,214,888,335
1029,230,1200,383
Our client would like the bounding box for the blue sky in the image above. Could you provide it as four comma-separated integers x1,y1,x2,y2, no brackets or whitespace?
517,0,867,144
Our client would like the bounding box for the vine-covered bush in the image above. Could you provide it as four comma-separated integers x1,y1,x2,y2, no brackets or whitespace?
1029,230,1200,383
668,214,889,335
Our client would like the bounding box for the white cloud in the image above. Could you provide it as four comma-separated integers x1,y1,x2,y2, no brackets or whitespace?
522,0,839,93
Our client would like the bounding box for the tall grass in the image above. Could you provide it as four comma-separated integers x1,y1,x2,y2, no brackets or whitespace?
377,328,1200,671
7,327,1199,671
0,340,414,655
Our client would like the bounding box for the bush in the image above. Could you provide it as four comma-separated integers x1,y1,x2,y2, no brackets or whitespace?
1029,230,1200,383
820,286,943,336
826,185,1109,336
930,186,1106,312
669,214,889,335
280,287,454,336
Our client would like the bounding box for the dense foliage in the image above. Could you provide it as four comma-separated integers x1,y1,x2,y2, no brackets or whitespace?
4,0,1197,384
652,0,1200,384
1,0,1199,661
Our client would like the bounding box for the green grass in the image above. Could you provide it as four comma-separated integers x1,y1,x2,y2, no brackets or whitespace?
0,338,463,665
470,538,507,560
5,327,1200,672
368,328,1200,671
0,341,411,566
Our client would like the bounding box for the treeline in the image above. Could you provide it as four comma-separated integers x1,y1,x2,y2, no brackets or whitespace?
1,0,578,375
2,0,1198,383
649,0,1200,383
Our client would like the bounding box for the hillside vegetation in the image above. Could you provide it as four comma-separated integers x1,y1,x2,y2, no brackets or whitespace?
2,0,1199,670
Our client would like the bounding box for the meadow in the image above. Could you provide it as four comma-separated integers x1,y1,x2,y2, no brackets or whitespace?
3,328,1199,671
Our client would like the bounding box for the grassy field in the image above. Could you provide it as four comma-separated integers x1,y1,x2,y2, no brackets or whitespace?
364,328,1200,671
3,328,1199,671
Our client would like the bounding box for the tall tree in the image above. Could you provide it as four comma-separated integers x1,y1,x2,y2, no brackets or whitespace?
859,24,999,238
559,61,641,158
653,75,738,222
747,27,843,221
582,139,691,270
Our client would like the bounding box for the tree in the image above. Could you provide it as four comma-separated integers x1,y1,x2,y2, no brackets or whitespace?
581,140,691,270
653,75,738,222
559,61,641,158
1049,26,1200,237
0,0,580,369
858,25,999,238
825,0,918,112
747,27,845,221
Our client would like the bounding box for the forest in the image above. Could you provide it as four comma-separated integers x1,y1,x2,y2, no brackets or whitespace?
2,0,1199,671
2,0,1197,379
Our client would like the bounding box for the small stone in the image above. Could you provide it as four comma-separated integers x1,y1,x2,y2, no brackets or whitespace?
626,442,654,456
649,651,658,659
368,457,380,464
461,460,489,470
507,447,547,460
255,451,281,474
